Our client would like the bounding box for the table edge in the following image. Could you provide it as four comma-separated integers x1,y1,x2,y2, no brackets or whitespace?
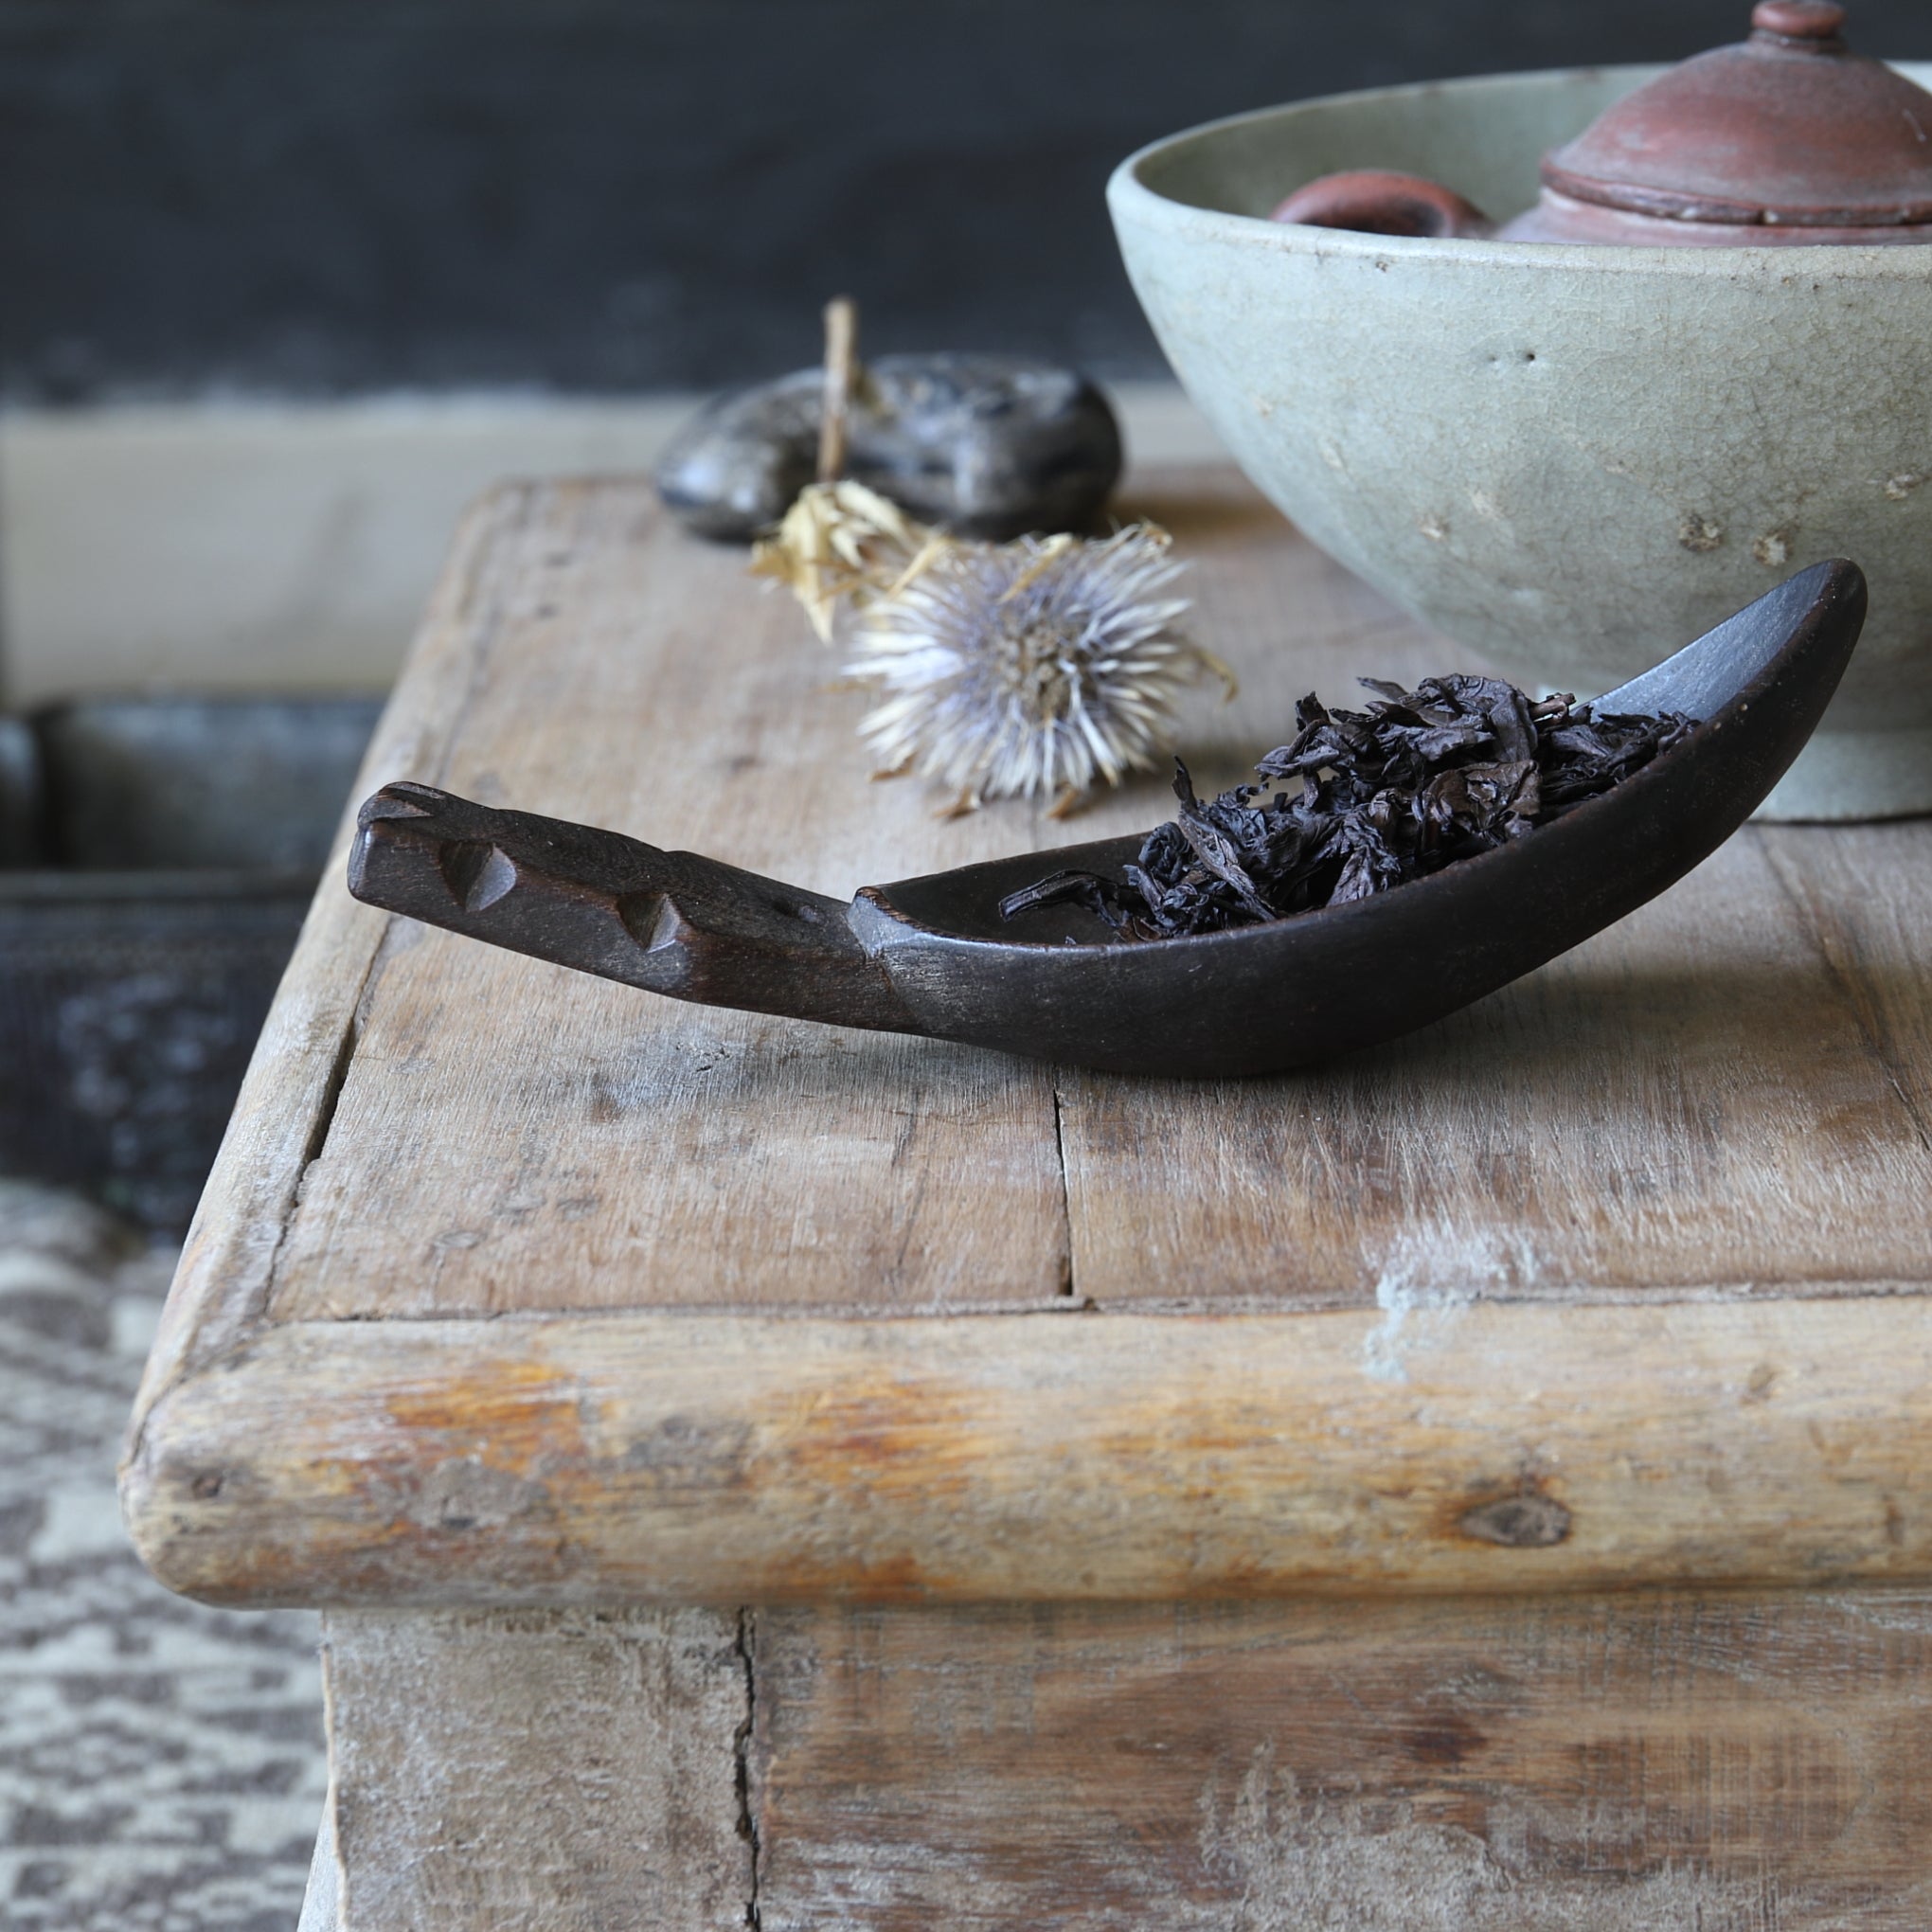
121,1295,1932,1609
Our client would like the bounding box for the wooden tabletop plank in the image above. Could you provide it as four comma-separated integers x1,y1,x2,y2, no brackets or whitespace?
273,947,1070,1316
126,1296,1932,1606
128,485,540,1422
1759,821,1932,1150
265,469,1932,1322
1062,823,1932,1310
266,481,1080,1317
263,467,1457,1321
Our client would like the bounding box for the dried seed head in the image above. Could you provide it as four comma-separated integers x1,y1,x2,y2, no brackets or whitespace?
846,524,1227,812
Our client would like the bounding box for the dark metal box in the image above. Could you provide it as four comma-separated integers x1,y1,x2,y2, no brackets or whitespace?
0,697,381,1231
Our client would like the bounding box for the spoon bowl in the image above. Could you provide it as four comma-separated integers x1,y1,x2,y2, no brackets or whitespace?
349,562,1865,1078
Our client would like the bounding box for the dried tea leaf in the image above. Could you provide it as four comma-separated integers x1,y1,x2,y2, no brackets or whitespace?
1000,673,1698,939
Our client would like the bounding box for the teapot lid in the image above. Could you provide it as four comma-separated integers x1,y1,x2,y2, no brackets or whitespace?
1544,4,1932,228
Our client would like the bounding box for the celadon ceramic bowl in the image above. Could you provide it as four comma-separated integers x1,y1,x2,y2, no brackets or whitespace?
1109,64,1932,818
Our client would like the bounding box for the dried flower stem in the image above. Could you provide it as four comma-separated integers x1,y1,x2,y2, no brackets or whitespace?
816,295,859,485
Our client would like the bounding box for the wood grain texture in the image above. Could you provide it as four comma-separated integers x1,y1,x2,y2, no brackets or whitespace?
256,467,1522,1326
250,469,1932,1322
266,474,1097,1318
1758,820,1932,1151
321,1606,751,1930
121,466,1932,1924
1062,822,1932,1308
750,1587,1932,1929
122,483,543,1441
307,1586,1932,1928
125,1297,1932,1607
119,464,1932,1611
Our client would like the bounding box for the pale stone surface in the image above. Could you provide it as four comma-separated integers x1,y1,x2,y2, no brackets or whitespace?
0,387,1221,707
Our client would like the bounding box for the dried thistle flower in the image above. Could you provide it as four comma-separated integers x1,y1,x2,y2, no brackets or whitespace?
844,523,1232,817
748,307,1227,814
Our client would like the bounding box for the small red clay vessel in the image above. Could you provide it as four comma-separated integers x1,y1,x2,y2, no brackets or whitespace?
1276,4,1932,245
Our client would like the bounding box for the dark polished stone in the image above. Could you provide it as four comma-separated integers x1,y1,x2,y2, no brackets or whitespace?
654,354,1123,543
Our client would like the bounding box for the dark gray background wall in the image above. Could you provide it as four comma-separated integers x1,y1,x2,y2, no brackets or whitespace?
5,0,1928,402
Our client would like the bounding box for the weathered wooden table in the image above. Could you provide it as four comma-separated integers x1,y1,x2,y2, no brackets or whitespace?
125,468,1932,1929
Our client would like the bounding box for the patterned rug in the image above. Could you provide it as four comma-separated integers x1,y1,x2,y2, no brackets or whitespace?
0,1181,325,1932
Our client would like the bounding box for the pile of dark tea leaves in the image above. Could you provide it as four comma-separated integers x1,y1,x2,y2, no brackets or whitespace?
999,673,1698,941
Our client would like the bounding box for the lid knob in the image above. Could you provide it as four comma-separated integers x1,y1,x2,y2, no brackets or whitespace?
1751,2,1848,43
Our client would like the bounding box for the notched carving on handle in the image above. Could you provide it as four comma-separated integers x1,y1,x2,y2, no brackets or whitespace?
359,781,438,822
616,891,671,951
438,840,520,913
349,782,919,1035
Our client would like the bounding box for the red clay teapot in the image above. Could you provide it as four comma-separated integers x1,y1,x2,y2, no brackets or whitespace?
1276,2,1932,245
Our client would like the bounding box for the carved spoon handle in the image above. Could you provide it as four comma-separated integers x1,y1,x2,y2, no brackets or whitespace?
347,782,917,1032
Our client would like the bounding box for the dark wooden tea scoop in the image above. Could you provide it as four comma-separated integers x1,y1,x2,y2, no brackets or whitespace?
349,562,1865,1078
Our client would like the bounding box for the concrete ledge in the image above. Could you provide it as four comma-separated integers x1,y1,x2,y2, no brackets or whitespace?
0,386,1225,706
